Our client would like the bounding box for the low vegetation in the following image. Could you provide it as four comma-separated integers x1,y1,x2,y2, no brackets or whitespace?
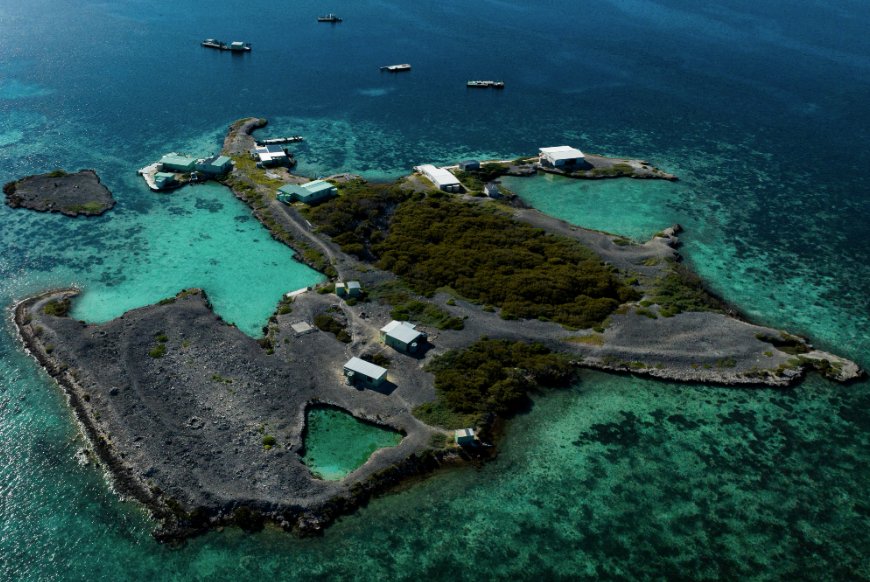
313,312,351,343
63,201,106,214
651,263,725,317
305,179,412,260
376,196,638,328
42,299,71,317
414,339,575,428
453,163,514,195
368,281,464,330
755,331,810,355
148,344,167,358
589,163,635,177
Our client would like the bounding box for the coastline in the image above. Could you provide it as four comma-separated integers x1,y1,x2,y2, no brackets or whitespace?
9,116,861,542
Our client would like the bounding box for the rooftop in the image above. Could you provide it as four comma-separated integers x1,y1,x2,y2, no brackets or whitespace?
208,155,232,166
539,146,585,161
416,164,460,188
344,357,387,380
301,180,336,194
387,323,423,345
161,153,197,166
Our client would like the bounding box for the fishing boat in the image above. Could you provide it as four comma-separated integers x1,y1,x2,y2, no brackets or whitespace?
467,80,505,89
380,64,412,72
256,136,305,146
317,14,342,22
201,39,252,52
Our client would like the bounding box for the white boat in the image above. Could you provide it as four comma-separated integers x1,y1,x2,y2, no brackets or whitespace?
467,80,504,89
380,64,411,72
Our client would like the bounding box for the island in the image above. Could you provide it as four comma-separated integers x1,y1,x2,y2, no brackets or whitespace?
3,169,115,217
13,118,862,541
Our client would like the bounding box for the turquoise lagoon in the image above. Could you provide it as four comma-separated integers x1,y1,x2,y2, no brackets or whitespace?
302,407,403,481
2,0,869,579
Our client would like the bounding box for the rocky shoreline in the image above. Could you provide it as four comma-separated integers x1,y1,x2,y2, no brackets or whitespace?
3,169,115,217
538,153,678,181
14,288,479,541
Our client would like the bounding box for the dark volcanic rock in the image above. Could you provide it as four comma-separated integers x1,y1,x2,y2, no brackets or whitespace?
4,169,115,217
14,288,443,541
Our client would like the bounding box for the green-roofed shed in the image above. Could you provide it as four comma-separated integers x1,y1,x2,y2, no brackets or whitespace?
196,155,233,175
277,180,337,205
153,172,177,190
277,184,306,204
160,153,197,172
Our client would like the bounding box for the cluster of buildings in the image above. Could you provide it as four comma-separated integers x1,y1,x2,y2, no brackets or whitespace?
340,319,425,388
412,145,584,195
340,319,474,445
144,153,234,191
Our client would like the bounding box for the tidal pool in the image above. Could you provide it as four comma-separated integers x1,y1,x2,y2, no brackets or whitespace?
302,407,403,480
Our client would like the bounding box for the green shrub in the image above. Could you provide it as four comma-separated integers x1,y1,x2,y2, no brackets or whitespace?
376,197,636,328
422,339,575,418
262,435,277,447
651,263,725,316
313,313,351,343
43,299,71,317
148,344,167,358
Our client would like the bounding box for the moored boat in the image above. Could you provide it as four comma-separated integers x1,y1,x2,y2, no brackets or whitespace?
467,80,505,89
201,38,225,49
201,39,251,51
380,64,412,72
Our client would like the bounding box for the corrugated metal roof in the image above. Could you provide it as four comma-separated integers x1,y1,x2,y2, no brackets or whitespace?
389,325,423,344
539,146,584,161
278,184,306,196
161,153,197,166
381,320,421,344
416,164,460,188
344,357,387,380
301,180,336,194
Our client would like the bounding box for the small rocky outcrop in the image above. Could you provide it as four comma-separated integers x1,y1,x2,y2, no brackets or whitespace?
4,169,115,217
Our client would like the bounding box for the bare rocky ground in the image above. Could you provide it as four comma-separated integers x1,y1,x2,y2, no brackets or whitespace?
3,169,115,217
15,288,451,540
13,117,862,540
538,153,678,181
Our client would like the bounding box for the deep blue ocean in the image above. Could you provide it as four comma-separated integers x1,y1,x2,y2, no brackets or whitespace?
1,0,869,579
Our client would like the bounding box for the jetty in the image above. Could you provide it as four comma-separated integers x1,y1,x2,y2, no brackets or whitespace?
201,39,251,52
380,64,411,72
467,80,504,89
137,163,160,190
256,136,304,146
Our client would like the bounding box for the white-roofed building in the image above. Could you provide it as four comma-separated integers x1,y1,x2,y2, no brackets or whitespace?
252,145,290,167
343,357,388,388
416,164,462,192
539,146,585,168
380,320,427,353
